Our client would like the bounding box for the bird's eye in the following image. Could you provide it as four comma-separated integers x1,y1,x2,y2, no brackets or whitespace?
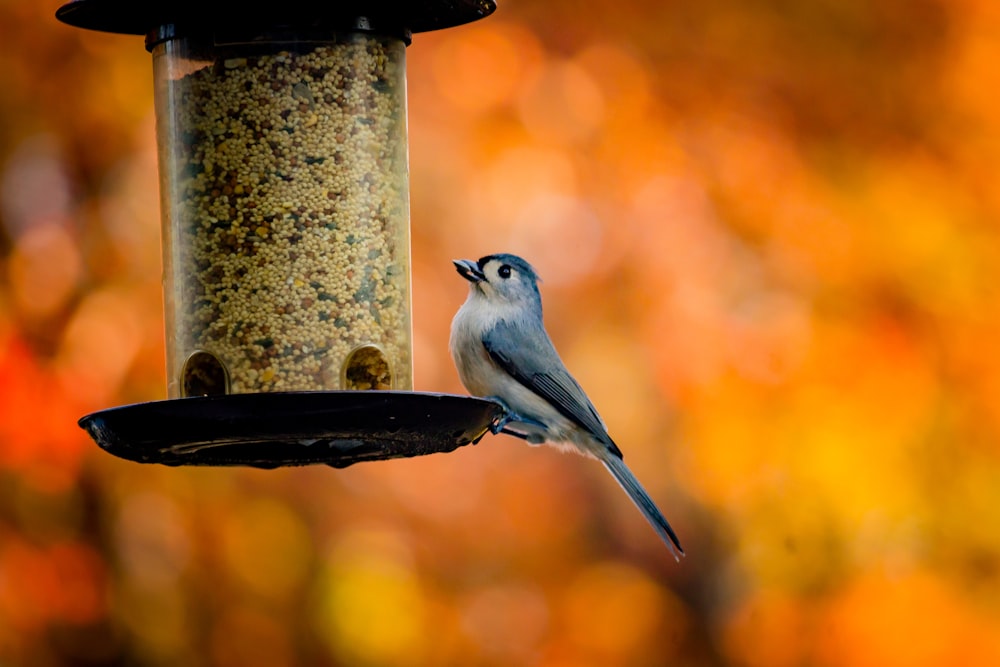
497,265,512,279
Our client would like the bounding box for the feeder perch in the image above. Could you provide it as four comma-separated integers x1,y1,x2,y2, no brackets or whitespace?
57,0,503,467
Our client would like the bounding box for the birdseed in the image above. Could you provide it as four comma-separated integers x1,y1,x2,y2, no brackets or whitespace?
159,35,412,395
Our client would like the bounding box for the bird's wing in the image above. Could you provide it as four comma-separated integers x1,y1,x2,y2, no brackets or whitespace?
483,320,622,456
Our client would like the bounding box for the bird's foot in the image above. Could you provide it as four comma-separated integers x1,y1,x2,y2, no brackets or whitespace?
486,397,547,437
487,396,516,434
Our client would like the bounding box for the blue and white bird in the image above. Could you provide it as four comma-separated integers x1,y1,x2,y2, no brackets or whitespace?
449,253,684,560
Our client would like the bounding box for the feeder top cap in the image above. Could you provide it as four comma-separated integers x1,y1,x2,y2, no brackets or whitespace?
56,0,496,36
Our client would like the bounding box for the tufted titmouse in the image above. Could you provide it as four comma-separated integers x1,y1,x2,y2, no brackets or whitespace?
449,253,683,560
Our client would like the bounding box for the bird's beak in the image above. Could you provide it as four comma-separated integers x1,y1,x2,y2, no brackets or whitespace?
453,259,485,283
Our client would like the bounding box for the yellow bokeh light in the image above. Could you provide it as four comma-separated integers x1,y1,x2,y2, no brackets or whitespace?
313,526,427,665
218,497,313,601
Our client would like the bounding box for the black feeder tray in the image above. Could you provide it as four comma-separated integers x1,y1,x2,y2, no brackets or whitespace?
80,392,506,468
59,0,501,469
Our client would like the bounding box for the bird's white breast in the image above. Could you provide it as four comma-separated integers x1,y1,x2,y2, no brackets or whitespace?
449,289,513,397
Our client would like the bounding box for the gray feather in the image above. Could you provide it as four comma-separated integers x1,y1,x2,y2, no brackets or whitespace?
602,453,684,561
483,320,623,458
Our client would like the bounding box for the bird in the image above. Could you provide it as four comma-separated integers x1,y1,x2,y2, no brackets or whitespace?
449,253,684,560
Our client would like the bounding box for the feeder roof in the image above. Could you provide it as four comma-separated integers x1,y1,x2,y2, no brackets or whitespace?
56,0,496,36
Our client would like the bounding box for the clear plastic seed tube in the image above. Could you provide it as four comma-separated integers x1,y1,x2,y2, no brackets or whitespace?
153,30,413,396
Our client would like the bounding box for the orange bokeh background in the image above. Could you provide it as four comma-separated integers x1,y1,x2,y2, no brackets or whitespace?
1,1,999,664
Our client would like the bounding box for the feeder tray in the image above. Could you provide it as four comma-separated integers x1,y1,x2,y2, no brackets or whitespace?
80,391,505,468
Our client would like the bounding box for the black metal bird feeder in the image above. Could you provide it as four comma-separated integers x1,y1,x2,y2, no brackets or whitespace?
56,0,503,467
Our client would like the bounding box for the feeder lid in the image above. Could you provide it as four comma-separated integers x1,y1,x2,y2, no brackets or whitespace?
55,0,496,35
80,391,505,468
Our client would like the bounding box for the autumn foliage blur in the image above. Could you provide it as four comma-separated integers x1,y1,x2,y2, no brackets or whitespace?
1,0,999,664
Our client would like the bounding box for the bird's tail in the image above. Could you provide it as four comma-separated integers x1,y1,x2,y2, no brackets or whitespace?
601,454,684,561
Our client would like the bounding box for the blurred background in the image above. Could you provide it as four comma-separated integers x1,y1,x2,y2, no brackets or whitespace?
2,0,1000,664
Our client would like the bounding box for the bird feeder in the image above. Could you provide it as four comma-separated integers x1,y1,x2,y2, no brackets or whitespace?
57,0,503,467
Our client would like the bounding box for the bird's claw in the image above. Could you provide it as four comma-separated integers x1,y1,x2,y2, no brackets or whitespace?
486,396,547,438
487,396,515,435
